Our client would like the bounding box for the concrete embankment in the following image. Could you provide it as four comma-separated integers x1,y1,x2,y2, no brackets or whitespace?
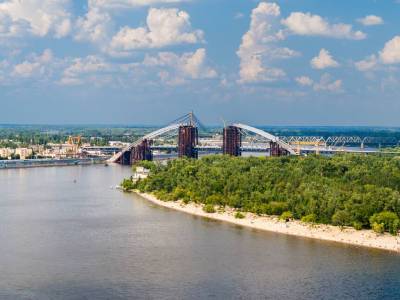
0,158,106,169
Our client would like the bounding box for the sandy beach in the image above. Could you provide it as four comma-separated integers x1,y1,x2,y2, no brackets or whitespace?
136,192,400,253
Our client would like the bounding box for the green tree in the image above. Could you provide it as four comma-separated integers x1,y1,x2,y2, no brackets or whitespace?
370,211,400,235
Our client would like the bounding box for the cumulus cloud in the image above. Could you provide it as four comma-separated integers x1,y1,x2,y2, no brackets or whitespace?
282,12,366,40
355,54,378,71
75,7,112,43
3,47,216,87
357,15,383,26
12,49,54,78
143,48,217,85
380,36,400,64
311,49,339,69
60,55,110,86
295,76,313,86
0,0,72,38
295,74,342,92
75,0,190,44
0,11,26,38
355,36,400,72
313,73,342,92
237,2,299,83
89,0,189,10
109,8,203,53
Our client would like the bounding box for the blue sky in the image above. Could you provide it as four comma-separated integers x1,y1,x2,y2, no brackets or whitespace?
1,0,400,126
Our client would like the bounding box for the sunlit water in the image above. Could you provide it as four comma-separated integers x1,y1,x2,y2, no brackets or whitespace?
1,165,400,299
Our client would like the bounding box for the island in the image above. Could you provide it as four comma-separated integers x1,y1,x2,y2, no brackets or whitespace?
122,154,400,252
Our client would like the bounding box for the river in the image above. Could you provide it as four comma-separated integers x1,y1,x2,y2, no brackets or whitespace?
1,165,400,299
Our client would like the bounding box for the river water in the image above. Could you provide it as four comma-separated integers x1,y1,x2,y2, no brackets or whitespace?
1,165,400,299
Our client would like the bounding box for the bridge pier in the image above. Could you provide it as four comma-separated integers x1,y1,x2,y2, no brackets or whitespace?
223,126,241,156
270,142,290,157
178,125,198,159
132,139,153,163
120,150,132,165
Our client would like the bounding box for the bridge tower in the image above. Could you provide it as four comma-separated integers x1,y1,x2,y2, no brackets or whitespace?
223,126,241,156
178,125,198,159
131,139,153,163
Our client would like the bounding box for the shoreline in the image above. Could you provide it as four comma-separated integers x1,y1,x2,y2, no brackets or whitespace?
135,191,400,253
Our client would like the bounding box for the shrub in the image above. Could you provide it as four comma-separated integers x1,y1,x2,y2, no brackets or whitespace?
280,211,293,221
235,212,245,219
121,179,135,191
301,214,317,224
133,160,157,173
266,202,289,216
353,221,363,231
206,194,225,205
372,222,385,234
332,210,351,227
369,211,400,235
203,204,216,213
155,191,174,202
391,219,400,236
171,187,186,201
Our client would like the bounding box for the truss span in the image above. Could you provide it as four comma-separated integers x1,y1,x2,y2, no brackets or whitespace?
232,123,297,155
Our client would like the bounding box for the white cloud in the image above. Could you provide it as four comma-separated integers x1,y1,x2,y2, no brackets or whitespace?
0,0,72,38
355,36,400,73
0,11,26,37
75,7,112,43
311,49,339,69
13,49,53,78
143,48,217,85
282,12,366,40
357,15,383,26
313,73,342,92
380,36,400,64
110,8,203,53
89,0,189,10
355,54,378,71
296,74,342,92
77,0,188,44
237,2,298,83
295,76,313,86
60,55,110,86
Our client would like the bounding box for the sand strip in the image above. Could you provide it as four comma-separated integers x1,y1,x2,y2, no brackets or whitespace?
135,192,400,253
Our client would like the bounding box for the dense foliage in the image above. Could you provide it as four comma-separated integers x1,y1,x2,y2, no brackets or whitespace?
132,155,400,233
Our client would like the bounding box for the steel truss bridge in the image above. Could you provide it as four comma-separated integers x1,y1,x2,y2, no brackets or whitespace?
279,136,399,148
109,113,387,165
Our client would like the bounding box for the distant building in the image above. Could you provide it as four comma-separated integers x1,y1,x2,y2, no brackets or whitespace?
0,148,15,159
109,141,130,147
132,167,150,180
15,148,33,160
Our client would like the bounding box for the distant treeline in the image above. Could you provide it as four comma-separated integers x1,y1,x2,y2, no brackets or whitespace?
0,127,156,147
128,155,400,234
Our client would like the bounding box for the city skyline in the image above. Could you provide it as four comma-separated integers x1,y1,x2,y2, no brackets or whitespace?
1,0,400,125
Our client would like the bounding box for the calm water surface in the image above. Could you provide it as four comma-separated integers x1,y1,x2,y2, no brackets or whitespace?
1,165,400,299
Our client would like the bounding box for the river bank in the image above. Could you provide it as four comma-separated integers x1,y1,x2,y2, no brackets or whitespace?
0,158,106,169
136,192,400,253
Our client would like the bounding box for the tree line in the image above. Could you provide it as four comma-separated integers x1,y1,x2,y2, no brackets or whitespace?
126,154,400,234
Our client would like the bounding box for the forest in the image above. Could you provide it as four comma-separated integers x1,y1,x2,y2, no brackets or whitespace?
128,154,400,234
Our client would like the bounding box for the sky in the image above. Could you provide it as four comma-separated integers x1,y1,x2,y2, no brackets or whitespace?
1,0,400,126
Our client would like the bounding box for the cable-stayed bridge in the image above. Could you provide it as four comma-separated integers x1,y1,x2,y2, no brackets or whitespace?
109,112,392,165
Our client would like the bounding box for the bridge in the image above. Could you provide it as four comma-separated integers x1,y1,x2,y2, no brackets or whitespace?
109,112,387,165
